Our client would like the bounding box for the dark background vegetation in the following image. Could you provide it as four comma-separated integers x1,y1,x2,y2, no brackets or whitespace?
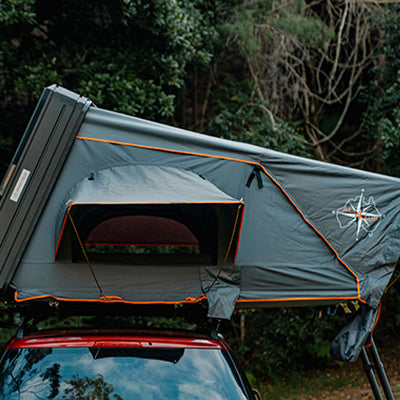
1,0,399,387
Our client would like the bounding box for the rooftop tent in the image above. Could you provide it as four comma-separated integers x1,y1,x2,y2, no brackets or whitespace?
1,85,400,361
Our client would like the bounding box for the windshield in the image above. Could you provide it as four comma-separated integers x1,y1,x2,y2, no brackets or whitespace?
0,347,250,400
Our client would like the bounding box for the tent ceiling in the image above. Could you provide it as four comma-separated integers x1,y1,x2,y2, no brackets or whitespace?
85,215,199,246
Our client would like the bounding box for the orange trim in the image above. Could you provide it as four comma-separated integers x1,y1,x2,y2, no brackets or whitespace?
55,201,244,259
14,291,207,305
76,136,259,167
237,296,359,304
100,295,122,301
2,164,15,190
257,164,364,303
14,290,359,307
364,301,382,348
76,135,364,303
54,203,73,258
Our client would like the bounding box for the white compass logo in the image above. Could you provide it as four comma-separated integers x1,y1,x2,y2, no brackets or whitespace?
334,189,382,240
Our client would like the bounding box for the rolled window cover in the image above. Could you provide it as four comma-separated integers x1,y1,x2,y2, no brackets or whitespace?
330,304,381,362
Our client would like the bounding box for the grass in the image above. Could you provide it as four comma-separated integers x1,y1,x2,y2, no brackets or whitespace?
254,365,364,400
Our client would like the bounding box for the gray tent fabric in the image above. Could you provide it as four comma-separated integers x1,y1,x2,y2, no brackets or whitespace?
63,164,240,204
201,264,242,320
330,304,380,362
4,88,400,361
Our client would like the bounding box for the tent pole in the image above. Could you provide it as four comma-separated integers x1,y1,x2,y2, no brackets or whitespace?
369,339,395,400
361,339,395,400
361,347,384,400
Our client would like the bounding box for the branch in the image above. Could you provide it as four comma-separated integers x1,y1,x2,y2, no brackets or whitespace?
239,102,277,130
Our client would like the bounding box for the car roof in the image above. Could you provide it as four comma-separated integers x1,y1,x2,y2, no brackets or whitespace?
6,329,228,350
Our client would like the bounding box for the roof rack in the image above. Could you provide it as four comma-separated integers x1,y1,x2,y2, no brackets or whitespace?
4,297,213,339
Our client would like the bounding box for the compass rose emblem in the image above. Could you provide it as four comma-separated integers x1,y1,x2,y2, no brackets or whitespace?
334,189,382,240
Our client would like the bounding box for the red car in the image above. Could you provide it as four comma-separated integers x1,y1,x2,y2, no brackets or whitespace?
0,328,261,399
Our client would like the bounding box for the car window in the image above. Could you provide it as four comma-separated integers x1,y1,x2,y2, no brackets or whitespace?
0,347,250,400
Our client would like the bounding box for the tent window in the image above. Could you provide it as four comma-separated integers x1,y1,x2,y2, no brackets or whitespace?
59,203,223,265
84,215,200,256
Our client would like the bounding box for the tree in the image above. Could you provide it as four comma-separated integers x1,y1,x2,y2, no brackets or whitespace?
362,4,400,176
0,0,219,175
63,374,123,400
222,0,384,164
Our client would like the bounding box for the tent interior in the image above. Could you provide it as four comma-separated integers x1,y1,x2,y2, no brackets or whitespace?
56,202,243,268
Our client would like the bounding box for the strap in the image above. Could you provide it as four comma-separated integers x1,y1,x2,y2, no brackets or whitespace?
246,166,263,189
204,203,243,294
67,210,104,298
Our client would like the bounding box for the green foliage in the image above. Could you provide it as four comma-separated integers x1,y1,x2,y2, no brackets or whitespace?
377,276,400,338
14,62,62,100
362,5,400,176
64,374,123,400
379,100,400,174
221,8,262,57
125,0,216,75
380,5,400,83
0,0,219,175
219,0,379,164
74,62,176,119
209,79,309,156
0,0,37,171
274,8,334,48
0,301,19,348
31,314,196,333
0,0,35,26
221,0,334,60
223,308,349,379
